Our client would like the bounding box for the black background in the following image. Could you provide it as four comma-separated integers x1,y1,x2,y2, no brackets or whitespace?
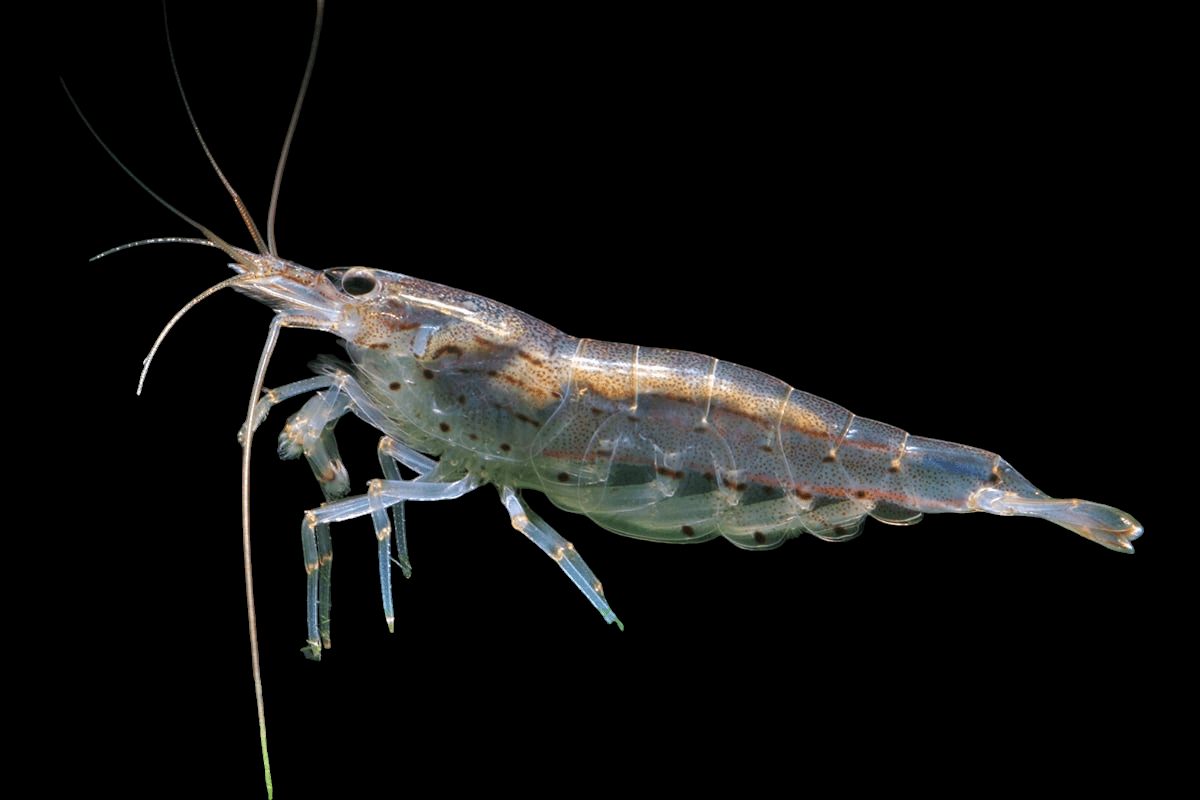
58,3,1161,795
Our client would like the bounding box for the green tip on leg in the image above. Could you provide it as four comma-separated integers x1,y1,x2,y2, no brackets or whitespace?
261,731,273,799
259,729,273,796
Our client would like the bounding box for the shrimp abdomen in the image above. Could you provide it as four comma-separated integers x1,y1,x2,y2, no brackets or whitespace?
529,341,1142,552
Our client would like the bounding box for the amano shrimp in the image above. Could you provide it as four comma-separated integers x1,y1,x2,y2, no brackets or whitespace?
65,3,1145,796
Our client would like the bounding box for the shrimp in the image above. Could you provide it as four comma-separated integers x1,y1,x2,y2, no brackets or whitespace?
66,3,1146,796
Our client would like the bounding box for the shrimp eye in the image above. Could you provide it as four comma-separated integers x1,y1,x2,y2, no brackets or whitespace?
341,269,377,296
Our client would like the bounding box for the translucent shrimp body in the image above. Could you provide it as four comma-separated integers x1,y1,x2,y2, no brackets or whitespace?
231,256,1143,653
70,8,1144,796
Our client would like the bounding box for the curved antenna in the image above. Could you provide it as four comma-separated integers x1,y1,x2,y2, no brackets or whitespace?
91,237,219,260
243,9,325,793
68,6,330,796
60,79,244,263
162,3,269,256
241,316,284,800
244,7,325,799
136,274,257,396
267,1,326,257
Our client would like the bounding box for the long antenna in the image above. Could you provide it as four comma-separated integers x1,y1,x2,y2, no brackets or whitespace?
163,6,270,256
268,2,326,258
241,318,283,799
68,4,329,794
238,4,324,796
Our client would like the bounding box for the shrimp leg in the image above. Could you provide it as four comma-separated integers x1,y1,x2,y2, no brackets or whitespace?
237,376,337,444
236,373,471,651
273,383,356,652
499,487,623,630
377,436,436,581
301,471,481,657
367,437,440,632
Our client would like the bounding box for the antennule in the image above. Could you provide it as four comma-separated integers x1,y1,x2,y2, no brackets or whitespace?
137,275,252,395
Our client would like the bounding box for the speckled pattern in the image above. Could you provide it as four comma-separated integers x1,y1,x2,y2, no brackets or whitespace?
228,262,1140,556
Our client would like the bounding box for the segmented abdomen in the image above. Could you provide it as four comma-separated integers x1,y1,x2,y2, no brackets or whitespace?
531,339,1000,549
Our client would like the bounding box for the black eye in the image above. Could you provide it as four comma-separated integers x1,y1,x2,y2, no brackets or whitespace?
341,270,377,296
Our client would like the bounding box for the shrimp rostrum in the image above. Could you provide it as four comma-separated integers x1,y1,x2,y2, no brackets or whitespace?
219,251,1144,650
